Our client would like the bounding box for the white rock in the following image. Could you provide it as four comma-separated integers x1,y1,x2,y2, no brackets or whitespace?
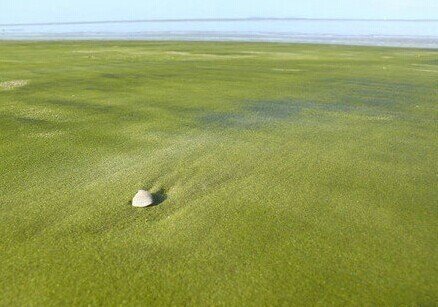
132,190,154,207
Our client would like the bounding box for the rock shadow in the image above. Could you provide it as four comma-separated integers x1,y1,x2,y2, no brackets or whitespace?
151,189,168,206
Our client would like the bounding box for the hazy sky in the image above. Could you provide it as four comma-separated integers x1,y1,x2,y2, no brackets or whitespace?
1,0,437,24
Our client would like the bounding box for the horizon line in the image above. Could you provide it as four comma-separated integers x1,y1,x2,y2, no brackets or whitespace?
1,17,438,27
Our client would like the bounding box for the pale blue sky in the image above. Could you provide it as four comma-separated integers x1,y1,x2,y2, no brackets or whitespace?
0,0,437,24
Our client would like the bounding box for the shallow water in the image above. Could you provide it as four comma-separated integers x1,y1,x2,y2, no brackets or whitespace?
1,19,437,48
200,99,399,130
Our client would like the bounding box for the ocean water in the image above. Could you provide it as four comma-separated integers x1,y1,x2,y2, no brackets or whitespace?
1,19,437,48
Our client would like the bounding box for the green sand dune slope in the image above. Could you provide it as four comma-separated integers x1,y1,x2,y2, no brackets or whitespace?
0,41,437,305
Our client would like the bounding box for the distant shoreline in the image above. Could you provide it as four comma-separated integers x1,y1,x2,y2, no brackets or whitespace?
1,33,437,49
2,17,438,27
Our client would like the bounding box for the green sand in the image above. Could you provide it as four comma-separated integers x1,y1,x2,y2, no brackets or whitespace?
0,41,437,305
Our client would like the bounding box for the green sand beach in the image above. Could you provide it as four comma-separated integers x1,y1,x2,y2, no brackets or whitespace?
0,41,437,305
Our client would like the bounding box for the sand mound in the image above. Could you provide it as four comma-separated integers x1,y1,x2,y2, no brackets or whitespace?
0,80,29,90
